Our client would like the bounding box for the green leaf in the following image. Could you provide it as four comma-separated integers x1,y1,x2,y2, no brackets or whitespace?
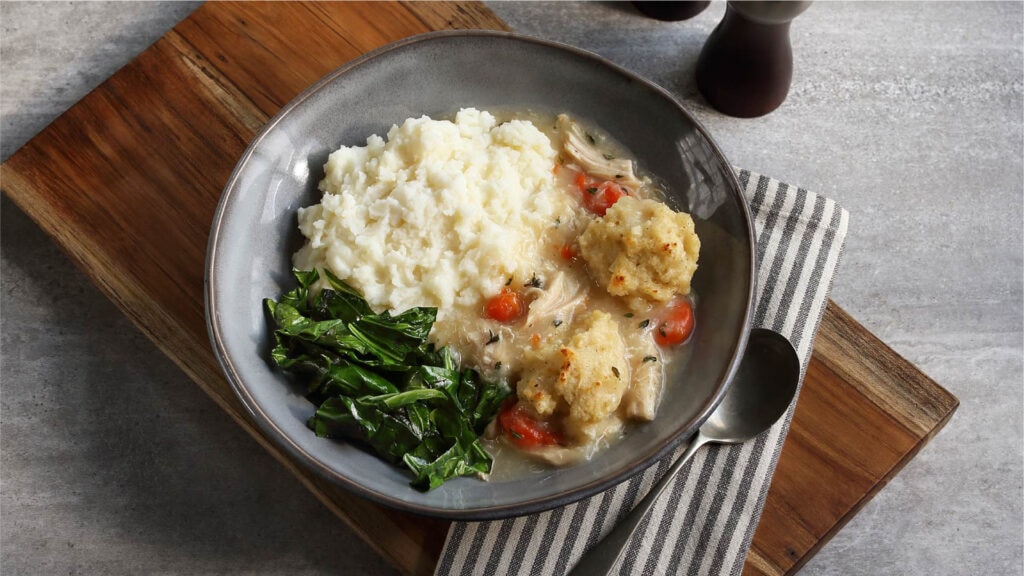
366,388,448,410
280,268,318,310
321,268,375,314
404,438,493,491
310,397,423,463
346,322,409,365
352,307,437,359
294,268,321,290
471,376,512,435
314,289,369,323
319,364,398,397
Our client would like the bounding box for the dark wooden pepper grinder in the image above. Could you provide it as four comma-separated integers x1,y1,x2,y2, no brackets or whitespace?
696,1,812,118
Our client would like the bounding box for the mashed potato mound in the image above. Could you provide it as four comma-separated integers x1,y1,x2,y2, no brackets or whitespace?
293,108,571,320
578,196,700,302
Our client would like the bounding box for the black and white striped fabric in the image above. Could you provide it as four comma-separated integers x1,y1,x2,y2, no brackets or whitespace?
436,170,850,576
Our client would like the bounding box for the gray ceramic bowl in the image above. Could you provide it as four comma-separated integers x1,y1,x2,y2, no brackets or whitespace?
206,31,755,520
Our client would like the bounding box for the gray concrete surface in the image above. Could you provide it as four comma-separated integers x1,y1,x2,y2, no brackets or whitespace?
1,1,1021,575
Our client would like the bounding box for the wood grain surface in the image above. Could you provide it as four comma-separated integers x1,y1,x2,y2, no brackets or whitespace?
0,3,957,575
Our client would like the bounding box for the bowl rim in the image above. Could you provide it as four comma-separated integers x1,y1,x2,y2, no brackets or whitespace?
205,29,756,520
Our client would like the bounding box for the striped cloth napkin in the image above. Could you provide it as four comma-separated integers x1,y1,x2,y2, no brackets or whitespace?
435,170,850,576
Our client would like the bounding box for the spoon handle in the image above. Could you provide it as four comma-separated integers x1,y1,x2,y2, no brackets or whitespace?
567,431,712,576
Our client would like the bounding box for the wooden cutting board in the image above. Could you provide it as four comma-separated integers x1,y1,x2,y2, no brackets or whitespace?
0,3,958,575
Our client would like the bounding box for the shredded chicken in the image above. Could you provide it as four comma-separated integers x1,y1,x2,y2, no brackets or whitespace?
524,272,586,331
620,336,662,421
557,114,645,191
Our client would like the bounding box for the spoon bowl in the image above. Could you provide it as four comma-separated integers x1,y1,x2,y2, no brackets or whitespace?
702,328,801,442
569,328,800,575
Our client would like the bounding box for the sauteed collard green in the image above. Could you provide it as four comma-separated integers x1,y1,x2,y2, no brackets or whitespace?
264,269,510,490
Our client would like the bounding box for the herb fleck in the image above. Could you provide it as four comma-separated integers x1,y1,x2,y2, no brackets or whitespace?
611,366,620,378
553,319,563,327
624,312,634,318
602,153,615,160
505,277,513,286
486,330,500,345
586,187,598,195
526,274,543,288
495,361,502,370
586,132,596,145
639,319,651,329
510,430,523,439
643,356,658,363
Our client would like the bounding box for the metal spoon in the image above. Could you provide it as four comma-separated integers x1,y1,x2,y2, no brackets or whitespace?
568,328,801,576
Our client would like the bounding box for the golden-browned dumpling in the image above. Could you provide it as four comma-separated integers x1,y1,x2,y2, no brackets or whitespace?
578,196,700,302
555,311,629,428
515,311,628,441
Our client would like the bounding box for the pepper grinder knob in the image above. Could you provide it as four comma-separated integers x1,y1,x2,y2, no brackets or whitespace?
633,1,711,21
696,1,812,118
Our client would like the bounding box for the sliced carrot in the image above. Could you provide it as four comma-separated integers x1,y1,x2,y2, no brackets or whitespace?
574,171,628,216
652,299,695,347
559,243,576,260
498,399,562,448
484,288,523,323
